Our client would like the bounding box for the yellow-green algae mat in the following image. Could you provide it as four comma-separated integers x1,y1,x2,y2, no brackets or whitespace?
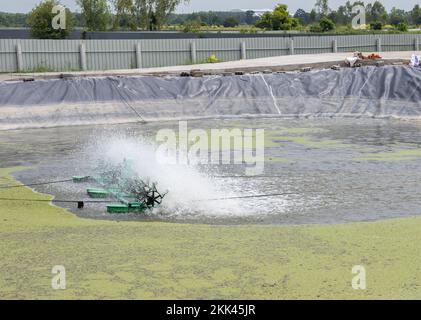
0,167,420,300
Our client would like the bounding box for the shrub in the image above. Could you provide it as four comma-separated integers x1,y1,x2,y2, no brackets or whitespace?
309,23,323,33
239,27,258,34
205,54,219,63
182,20,201,33
396,22,408,32
223,16,239,28
370,21,383,30
319,17,335,32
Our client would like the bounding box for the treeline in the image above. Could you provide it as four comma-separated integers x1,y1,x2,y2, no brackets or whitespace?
2,0,421,33
172,1,421,33
0,12,30,27
0,9,257,30
0,0,187,31
0,11,83,28
167,11,260,27
293,1,421,28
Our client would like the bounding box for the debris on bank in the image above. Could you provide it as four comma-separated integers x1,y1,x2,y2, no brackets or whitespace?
0,52,414,82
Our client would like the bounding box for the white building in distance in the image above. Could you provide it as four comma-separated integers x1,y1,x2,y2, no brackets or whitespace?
231,9,272,17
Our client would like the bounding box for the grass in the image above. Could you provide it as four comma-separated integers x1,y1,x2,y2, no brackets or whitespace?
22,64,55,73
1,166,421,299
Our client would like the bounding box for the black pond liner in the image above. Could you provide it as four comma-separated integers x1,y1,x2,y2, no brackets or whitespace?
1,66,421,131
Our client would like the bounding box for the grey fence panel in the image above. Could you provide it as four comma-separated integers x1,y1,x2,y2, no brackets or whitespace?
196,38,242,63
0,39,17,72
338,35,377,53
294,36,333,55
0,35,420,73
85,40,137,70
245,37,290,59
380,34,420,52
20,40,80,72
141,39,191,67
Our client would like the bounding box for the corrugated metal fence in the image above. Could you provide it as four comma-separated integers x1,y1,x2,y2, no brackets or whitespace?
1,34,420,73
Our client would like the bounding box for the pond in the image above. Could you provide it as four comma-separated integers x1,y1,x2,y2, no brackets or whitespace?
2,117,421,225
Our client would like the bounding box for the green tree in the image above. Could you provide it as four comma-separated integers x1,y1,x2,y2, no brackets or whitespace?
27,0,74,39
207,12,220,25
366,1,388,23
76,0,110,31
113,0,136,30
309,9,317,23
256,4,299,30
319,16,335,31
327,10,340,25
333,5,348,25
245,10,256,25
256,12,272,29
223,16,239,28
315,0,330,17
411,4,421,25
333,1,364,25
389,7,407,26
133,0,189,31
294,9,311,25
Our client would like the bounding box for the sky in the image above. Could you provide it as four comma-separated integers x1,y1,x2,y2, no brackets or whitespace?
0,0,420,14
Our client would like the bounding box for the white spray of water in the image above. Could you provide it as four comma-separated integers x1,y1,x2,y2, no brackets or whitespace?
88,134,246,217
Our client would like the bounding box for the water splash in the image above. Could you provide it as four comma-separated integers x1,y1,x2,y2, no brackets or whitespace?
86,133,245,218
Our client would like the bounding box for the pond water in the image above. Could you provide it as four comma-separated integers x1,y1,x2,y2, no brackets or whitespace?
1,117,421,225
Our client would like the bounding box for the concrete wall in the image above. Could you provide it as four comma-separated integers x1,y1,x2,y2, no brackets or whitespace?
1,34,420,72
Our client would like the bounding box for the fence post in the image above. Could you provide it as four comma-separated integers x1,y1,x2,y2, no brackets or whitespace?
376,38,382,52
289,38,294,55
16,43,23,72
332,39,338,53
79,43,87,71
135,43,142,69
190,42,197,64
241,42,247,60
415,38,419,51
